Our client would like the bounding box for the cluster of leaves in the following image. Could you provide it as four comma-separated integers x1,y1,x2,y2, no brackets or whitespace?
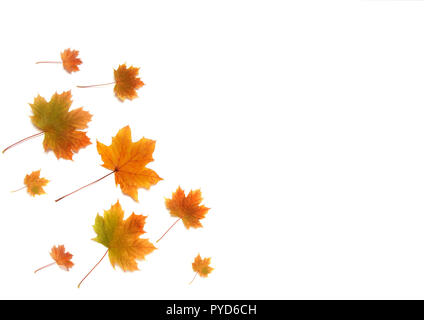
5,48,214,288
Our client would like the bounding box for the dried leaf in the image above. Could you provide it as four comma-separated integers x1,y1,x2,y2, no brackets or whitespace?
192,254,213,278
24,170,49,196
97,126,162,201
92,201,156,271
50,245,74,271
61,49,82,73
30,91,92,160
166,186,210,229
114,64,144,101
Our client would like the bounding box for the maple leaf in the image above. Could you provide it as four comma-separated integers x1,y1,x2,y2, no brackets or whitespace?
3,91,92,159
55,126,161,202
76,64,144,102
61,49,82,73
22,170,49,196
190,254,214,284
30,91,92,159
78,201,156,288
35,48,82,73
157,187,210,242
34,245,74,273
113,64,145,101
97,125,162,201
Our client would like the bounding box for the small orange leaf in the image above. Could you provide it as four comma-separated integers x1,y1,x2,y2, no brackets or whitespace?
50,245,74,271
166,187,210,229
61,48,82,73
24,170,49,196
30,91,92,160
34,245,74,274
113,64,144,101
190,254,213,284
97,126,162,201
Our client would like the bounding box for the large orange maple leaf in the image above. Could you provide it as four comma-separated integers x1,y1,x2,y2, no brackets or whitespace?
97,126,162,201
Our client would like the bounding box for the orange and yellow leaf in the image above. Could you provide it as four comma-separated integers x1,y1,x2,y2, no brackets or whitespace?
166,187,210,229
192,254,213,278
24,170,49,196
97,126,162,201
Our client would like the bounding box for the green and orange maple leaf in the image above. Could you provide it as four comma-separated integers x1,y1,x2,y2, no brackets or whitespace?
157,187,210,242
78,201,156,288
56,125,162,202
3,91,92,160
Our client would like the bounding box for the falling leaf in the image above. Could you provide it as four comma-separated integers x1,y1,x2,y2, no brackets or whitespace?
30,91,92,160
34,245,74,273
157,187,210,242
97,125,162,201
78,201,156,287
23,170,49,196
76,64,144,102
113,64,145,101
35,48,82,73
190,254,213,284
61,49,82,73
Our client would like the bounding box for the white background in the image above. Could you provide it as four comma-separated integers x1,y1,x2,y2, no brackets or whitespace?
1,0,424,299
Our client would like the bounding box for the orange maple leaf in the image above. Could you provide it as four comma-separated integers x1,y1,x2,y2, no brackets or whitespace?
97,125,162,201
157,187,210,242
78,201,156,287
190,254,214,284
61,49,82,73
114,64,145,101
34,245,74,273
35,48,82,73
55,126,161,202
23,170,49,196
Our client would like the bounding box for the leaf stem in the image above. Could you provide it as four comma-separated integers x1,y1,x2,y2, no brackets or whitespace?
34,262,55,274
11,186,26,193
76,82,116,88
35,61,61,64
156,218,181,243
55,170,115,203
78,249,109,288
2,131,44,154
189,272,198,285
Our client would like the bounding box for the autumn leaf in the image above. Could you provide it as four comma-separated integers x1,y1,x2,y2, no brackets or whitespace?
19,170,49,196
61,49,82,73
157,187,210,242
3,91,92,160
36,48,82,73
76,63,144,102
190,254,214,284
78,201,156,288
113,64,145,101
34,245,74,273
55,125,161,202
